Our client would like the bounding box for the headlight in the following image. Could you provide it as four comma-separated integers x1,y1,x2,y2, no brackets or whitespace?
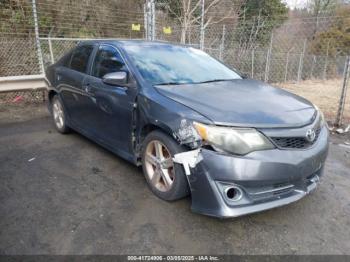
314,105,327,127
193,122,275,155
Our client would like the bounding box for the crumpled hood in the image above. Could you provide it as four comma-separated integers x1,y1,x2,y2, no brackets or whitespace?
155,79,316,127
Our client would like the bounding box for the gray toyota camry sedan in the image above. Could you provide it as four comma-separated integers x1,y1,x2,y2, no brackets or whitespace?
46,40,329,218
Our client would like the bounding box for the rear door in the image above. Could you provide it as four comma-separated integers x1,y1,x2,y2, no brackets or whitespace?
57,44,95,128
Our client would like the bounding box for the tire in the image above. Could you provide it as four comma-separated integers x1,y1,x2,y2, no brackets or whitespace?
141,130,190,201
51,95,70,134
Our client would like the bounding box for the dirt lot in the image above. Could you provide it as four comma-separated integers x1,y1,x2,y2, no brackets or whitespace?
278,79,350,124
0,103,350,255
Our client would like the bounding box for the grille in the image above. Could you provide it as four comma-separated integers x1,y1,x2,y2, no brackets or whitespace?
270,128,321,149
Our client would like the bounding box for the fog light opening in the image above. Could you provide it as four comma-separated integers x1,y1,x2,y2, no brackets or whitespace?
226,188,236,199
225,186,243,201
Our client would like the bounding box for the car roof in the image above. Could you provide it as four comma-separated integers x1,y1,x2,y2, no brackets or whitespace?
78,39,188,48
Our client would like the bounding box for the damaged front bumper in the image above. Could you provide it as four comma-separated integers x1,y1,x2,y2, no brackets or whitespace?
175,126,329,218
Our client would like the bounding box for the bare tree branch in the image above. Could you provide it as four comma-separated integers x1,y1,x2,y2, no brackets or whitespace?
204,8,235,28
165,0,243,44
188,0,201,17
204,0,222,16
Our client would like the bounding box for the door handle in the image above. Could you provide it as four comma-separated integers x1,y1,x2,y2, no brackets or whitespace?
84,84,92,94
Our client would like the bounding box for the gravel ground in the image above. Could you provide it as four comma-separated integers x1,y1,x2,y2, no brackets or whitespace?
0,103,349,255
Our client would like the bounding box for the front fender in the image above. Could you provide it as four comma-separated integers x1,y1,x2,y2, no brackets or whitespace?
136,91,210,147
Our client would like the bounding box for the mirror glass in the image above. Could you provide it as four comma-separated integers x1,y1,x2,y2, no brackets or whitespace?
102,71,127,86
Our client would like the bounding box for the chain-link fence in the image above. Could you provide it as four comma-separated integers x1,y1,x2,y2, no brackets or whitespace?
195,23,350,124
1,0,349,126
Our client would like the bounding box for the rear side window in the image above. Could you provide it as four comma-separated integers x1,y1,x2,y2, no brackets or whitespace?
69,45,94,73
92,45,126,78
57,51,72,67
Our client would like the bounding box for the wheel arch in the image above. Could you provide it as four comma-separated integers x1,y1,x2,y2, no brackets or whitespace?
48,89,58,103
135,122,176,165
139,122,174,144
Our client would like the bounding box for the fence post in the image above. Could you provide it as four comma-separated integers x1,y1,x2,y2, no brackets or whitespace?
47,28,55,64
219,24,225,60
143,3,148,40
151,0,155,41
284,51,290,82
335,56,350,127
310,55,316,79
144,0,155,41
31,0,44,74
48,37,54,64
297,39,307,83
323,40,330,80
199,0,205,50
251,49,254,78
264,33,273,82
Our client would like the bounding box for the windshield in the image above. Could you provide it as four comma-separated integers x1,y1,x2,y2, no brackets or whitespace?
123,44,242,85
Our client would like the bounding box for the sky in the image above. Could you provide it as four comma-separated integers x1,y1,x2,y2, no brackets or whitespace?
284,0,309,9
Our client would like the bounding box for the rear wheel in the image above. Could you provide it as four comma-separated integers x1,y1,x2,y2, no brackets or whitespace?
142,130,190,201
51,95,70,133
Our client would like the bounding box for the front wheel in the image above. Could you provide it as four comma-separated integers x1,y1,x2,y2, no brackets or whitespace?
141,130,190,201
51,95,70,134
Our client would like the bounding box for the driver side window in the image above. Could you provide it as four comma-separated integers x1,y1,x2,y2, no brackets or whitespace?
92,45,126,78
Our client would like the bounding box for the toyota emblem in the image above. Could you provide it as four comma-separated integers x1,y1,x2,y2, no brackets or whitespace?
306,129,316,142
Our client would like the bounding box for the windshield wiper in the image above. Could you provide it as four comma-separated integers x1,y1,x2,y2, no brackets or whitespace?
154,82,188,86
195,79,235,84
155,79,235,86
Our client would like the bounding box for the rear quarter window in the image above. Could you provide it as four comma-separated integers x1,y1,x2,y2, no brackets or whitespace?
57,51,72,67
69,45,94,73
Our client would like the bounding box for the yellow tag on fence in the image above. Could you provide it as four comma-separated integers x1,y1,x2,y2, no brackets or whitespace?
131,24,141,31
163,26,172,34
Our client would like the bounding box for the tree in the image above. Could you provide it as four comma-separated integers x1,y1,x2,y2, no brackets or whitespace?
307,0,337,38
235,0,288,49
308,0,336,16
156,0,243,44
310,5,350,56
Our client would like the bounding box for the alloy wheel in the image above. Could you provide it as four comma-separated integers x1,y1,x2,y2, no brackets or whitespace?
144,140,175,192
52,99,64,129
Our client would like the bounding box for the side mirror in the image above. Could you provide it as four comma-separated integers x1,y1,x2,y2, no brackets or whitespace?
102,71,127,86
